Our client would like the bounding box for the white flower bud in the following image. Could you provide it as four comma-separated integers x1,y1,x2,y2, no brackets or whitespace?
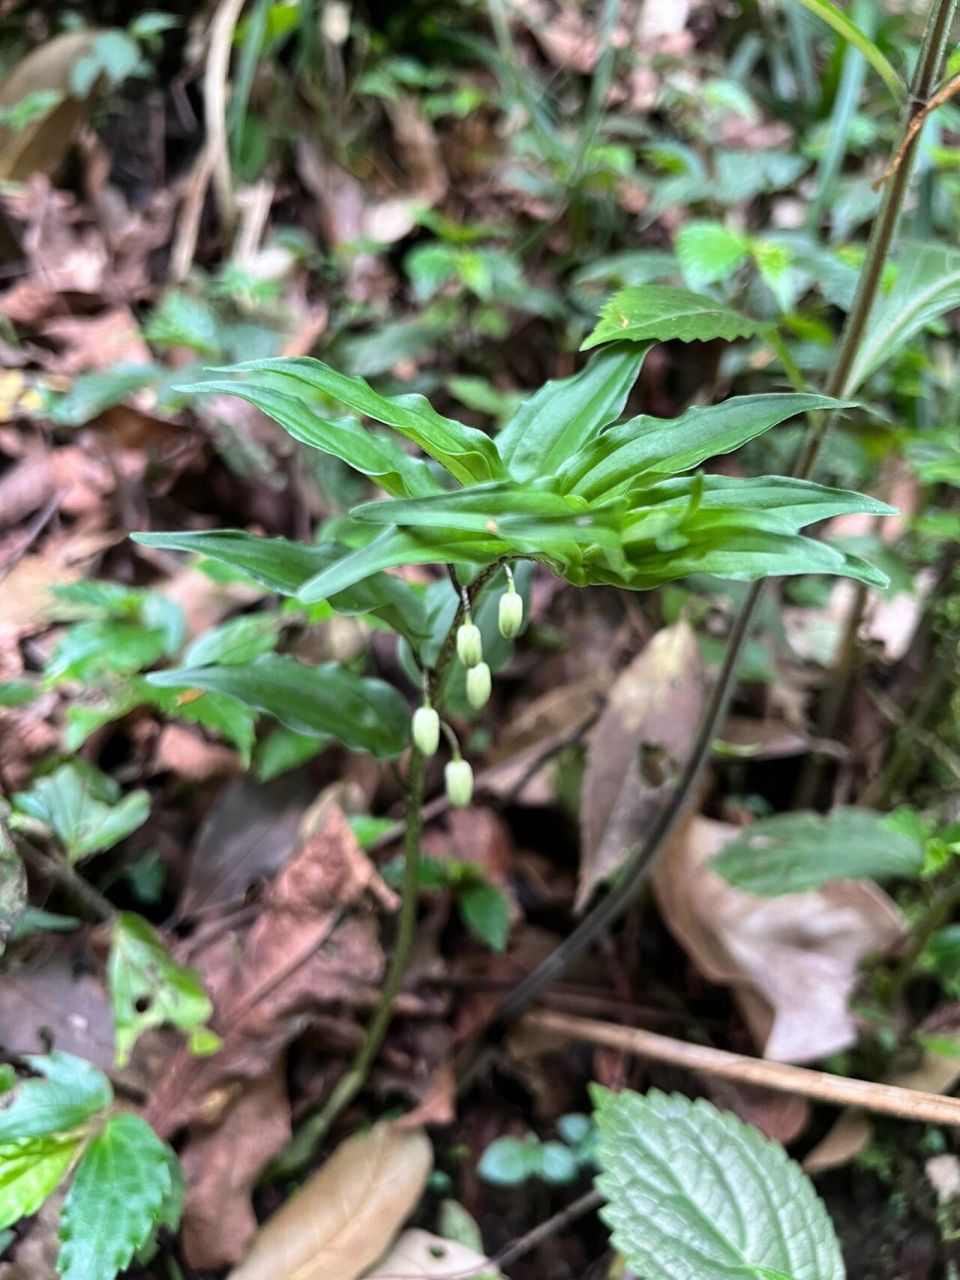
466,661,492,710
456,622,483,668
498,589,523,639
444,758,474,808
411,705,440,756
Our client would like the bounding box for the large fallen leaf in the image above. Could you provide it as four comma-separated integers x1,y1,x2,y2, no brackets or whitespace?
578,622,705,908
364,1229,501,1279
228,1121,432,1280
654,816,903,1062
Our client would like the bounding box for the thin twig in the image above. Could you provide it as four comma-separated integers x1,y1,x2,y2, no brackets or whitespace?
204,0,247,234
493,1190,602,1270
874,70,960,190
523,1010,960,1128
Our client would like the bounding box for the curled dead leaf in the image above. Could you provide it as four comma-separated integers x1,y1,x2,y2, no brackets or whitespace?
228,1121,432,1280
578,622,706,909
364,1229,501,1279
654,816,904,1063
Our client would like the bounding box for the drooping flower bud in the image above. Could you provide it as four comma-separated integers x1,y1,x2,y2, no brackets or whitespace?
411,705,440,756
498,588,523,639
456,621,483,668
466,661,492,710
444,758,474,808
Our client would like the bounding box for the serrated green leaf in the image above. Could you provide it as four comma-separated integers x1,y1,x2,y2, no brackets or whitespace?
0,1054,112,1144
676,222,751,290
108,913,216,1067
558,394,851,499
845,243,960,392
497,344,650,483
58,1113,181,1280
0,1135,82,1230
213,356,505,485
593,1087,845,1280
147,656,410,758
176,378,440,498
582,286,763,350
10,764,149,863
710,808,924,896
792,0,903,101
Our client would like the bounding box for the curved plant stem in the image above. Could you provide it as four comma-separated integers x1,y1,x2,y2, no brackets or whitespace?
276,561,506,1174
492,0,958,1028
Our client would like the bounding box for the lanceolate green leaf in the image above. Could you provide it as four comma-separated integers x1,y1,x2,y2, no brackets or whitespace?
0,1135,82,1229
845,243,960,392
711,808,924,895
0,1053,111,1144
559,394,852,499
297,526,501,604
593,1087,845,1280
497,344,650,483
582,285,764,350
177,379,439,499
147,656,411,758
132,530,430,645
791,0,903,102
632,474,895,533
58,1114,182,1280
219,356,505,485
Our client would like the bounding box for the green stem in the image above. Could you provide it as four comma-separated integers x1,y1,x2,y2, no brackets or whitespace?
276,561,506,1174
887,867,960,1006
492,0,958,1028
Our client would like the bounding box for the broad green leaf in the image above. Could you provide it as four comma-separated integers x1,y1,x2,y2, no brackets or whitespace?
255,726,326,781
593,1087,845,1280
147,656,410,758
496,344,650,483
176,378,439,498
458,883,510,952
0,1053,112,1144
711,808,924,895
183,614,280,667
297,526,501,604
559,394,850,499
58,1113,182,1280
845,243,960,392
477,1136,541,1186
10,763,149,863
132,531,430,644
216,357,505,484
0,1135,82,1230
791,0,903,101
47,366,158,428
582,285,763,350
109,913,216,1067
0,822,26,958
676,222,751,290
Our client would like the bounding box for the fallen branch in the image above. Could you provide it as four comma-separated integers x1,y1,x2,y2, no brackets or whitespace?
522,1009,960,1128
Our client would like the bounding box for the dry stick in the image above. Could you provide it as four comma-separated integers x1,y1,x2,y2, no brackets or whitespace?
493,1190,603,1270
489,0,959,1031
523,1010,960,1129
875,70,960,190
204,0,247,234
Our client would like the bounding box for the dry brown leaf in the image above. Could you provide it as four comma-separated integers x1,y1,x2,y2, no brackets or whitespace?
654,816,904,1063
578,622,706,909
364,1229,501,1280
0,950,115,1069
152,723,240,782
228,1121,432,1280
180,1067,292,1269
